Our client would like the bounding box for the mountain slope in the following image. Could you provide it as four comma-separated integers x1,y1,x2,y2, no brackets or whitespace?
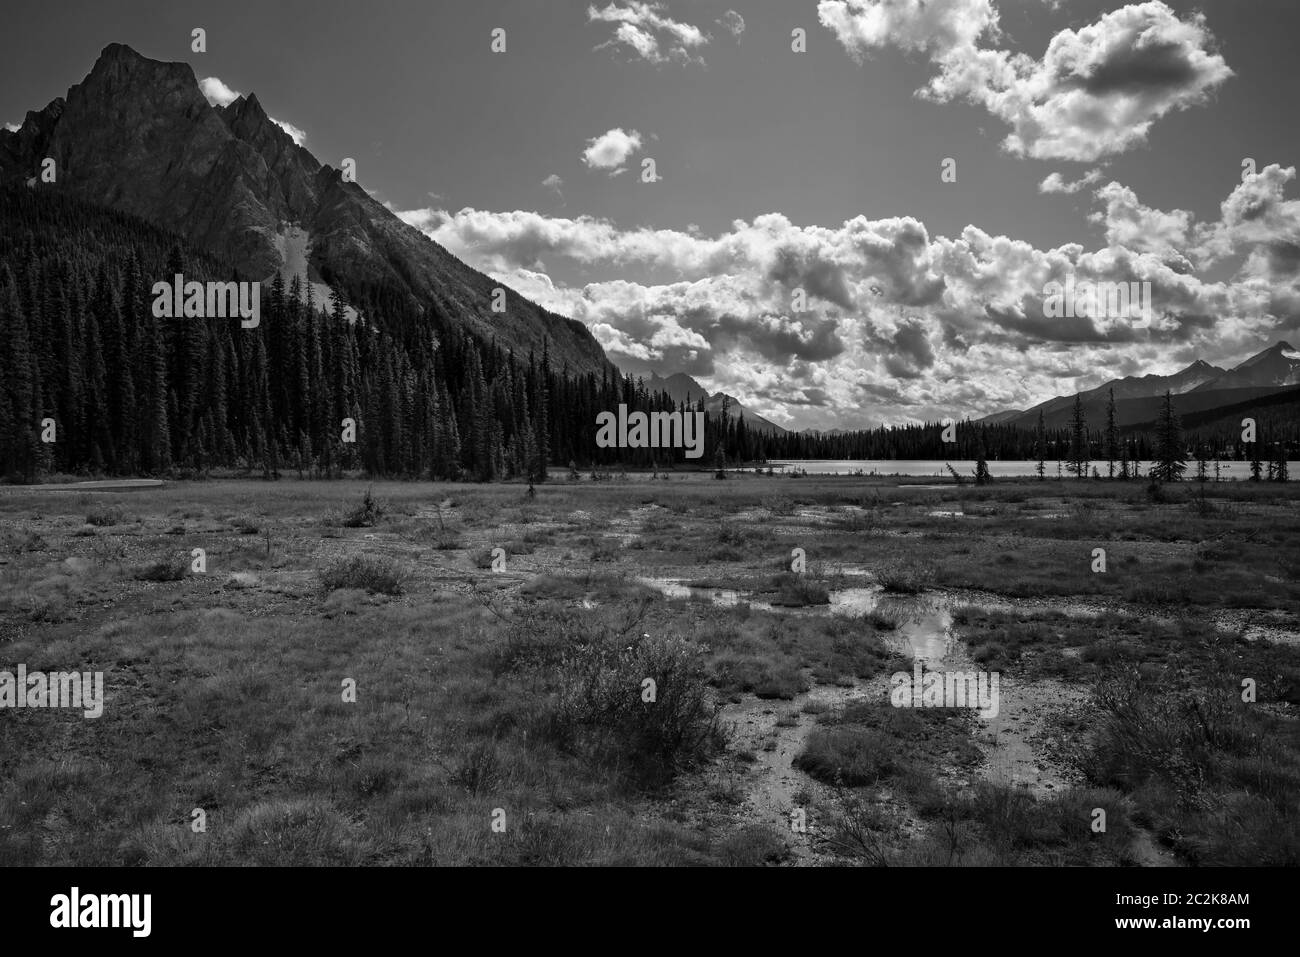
991,358,1227,428
634,371,788,436
1190,341,1300,392
0,43,610,376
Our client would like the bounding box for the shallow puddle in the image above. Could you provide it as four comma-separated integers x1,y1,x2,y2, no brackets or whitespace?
640,577,777,612
640,577,955,662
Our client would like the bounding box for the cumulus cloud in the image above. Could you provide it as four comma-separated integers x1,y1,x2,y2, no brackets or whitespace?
818,0,999,60
588,1,710,65
272,117,307,146
395,166,1299,428
1039,168,1103,194
3,121,20,132
199,76,307,145
198,76,241,107
718,10,745,39
541,174,565,202
581,127,644,173
1089,181,1194,262
822,1,1232,162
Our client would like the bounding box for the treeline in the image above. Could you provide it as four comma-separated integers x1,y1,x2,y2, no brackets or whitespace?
754,411,1296,463
0,188,727,482
2,188,1294,483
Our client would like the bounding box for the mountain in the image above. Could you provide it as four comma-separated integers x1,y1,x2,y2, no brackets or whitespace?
983,358,1227,428
976,343,1300,431
1130,385,1300,434
1189,341,1300,392
0,43,610,377
632,371,789,436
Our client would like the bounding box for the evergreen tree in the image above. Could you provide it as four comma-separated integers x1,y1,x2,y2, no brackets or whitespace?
974,437,991,486
1104,386,1118,479
1035,409,1046,481
1150,390,1186,483
1067,394,1089,479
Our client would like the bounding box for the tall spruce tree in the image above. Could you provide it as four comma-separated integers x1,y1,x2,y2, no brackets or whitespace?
1035,408,1046,480
1104,386,1118,479
1068,394,1089,479
1150,390,1186,483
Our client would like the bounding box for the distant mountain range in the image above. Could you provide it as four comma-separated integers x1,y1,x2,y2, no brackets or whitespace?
0,43,611,377
627,371,789,436
976,341,1300,430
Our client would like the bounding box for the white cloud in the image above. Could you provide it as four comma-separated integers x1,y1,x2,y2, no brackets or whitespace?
3,121,20,133
718,10,745,39
198,76,241,107
542,173,564,198
395,167,1300,427
271,117,307,146
1089,181,1194,262
818,0,999,60
588,1,710,65
1039,169,1103,194
581,127,644,173
198,76,307,146
822,1,1232,162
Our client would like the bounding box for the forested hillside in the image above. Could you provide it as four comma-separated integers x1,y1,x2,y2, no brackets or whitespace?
0,187,737,482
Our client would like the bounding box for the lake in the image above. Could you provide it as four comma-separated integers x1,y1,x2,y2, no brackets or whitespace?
761,459,1296,480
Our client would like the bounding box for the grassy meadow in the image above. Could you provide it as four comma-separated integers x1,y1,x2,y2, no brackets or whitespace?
1,471,1298,866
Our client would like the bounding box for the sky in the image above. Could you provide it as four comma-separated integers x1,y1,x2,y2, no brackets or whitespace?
3,0,1300,428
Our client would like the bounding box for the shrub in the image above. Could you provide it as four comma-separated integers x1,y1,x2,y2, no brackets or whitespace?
86,507,123,527
550,630,719,782
133,560,187,582
877,560,935,594
342,488,384,528
771,572,830,607
320,554,407,595
794,728,896,786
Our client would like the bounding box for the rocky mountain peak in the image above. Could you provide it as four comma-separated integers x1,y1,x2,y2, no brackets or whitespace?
0,43,612,378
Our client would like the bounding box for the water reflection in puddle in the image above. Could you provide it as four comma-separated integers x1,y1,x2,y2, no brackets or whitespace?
644,578,776,612
640,578,953,661
830,588,953,661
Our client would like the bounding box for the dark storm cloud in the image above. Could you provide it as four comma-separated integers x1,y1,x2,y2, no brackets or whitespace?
688,308,845,364
766,247,855,311
1075,40,1201,96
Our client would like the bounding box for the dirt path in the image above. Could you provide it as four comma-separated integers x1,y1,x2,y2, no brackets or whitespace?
715,680,878,864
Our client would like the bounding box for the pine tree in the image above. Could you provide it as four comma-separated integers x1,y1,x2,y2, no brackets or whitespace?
0,266,38,480
1150,390,1186,483
1067,393,1089,479
974,438,991,486
1104,386,1118,479
1035,409,1046,481
532,341,551,482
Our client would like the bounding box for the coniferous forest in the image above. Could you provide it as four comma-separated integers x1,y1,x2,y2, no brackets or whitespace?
0,187,736,482
1,187,1294,483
